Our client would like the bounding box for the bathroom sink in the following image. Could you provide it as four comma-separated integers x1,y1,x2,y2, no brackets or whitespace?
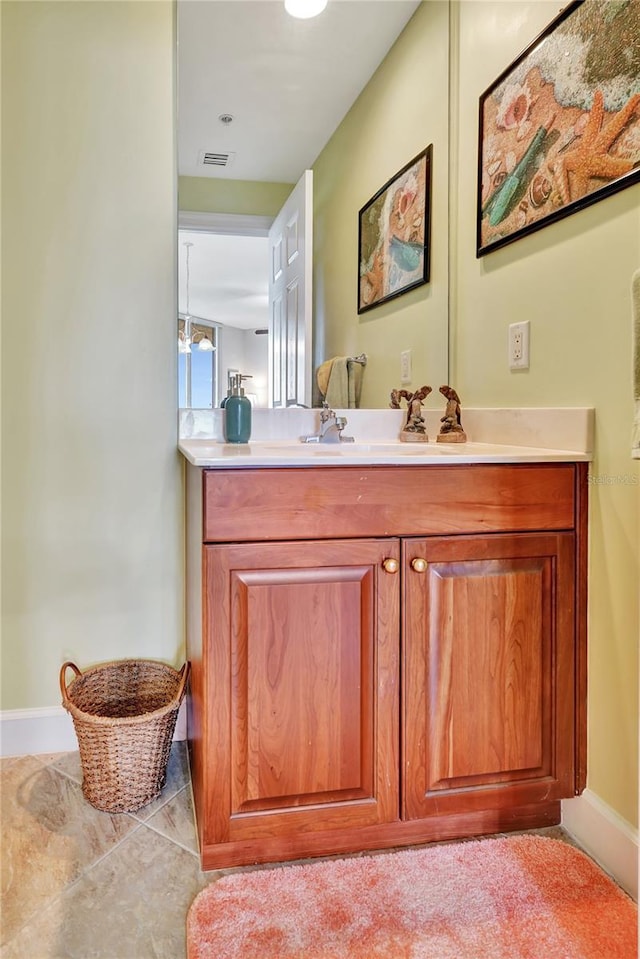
323,444,461,456
332,442,467,454
246,440,477,458
250,441,461,455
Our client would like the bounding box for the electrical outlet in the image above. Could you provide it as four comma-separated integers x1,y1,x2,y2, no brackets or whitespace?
509,321,530,371
400,349,412,384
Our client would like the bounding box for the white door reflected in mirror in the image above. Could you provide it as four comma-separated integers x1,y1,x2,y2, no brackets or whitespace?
268,171,313,409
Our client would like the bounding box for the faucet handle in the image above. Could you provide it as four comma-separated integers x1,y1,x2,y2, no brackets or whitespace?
320,402,335,423
335,415,355,442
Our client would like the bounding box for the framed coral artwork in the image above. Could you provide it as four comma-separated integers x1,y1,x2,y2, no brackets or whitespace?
358,146,432,314
477,0,640,257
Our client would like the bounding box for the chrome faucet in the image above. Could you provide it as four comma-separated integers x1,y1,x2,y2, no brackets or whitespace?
301,403,355,444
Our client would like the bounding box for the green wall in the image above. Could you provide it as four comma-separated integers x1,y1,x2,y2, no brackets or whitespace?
178,175,293,217
1,1,182,709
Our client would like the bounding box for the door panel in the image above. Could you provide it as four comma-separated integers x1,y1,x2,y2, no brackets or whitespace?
428,558,548,785
285,280,301,406
270,292,284,408
231,566,372,812
203,538,400,845
402,532,575,820
268,170,312,407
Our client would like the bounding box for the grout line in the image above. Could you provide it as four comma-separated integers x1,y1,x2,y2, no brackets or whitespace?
69,818,147,879
138,815,201,861
35,756,83,786
1,818,146,950
39,761,153,881
138,780,203,861
128,781,189,824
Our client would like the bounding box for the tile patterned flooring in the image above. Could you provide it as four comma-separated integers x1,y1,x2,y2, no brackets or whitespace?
1,743,206,958
2,743,584,959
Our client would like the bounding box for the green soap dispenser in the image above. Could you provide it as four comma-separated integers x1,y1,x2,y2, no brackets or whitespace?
224,373,252,444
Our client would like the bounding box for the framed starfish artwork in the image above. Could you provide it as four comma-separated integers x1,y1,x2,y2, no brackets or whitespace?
358,146,432,314
477,0,640,257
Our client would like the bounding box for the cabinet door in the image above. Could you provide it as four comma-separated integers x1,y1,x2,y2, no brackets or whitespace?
402,532,575,820
203,538,400,847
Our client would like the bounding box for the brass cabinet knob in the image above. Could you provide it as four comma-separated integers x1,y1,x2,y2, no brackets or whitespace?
382,558,399,574
411,557,428,573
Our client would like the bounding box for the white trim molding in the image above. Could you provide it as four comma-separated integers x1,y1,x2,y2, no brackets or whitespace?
0,703,187,758
1,707,78,757
178,211,273,237
562,790,638,900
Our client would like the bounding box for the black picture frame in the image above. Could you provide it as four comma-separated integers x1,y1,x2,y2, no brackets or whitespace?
477,0,640,257
358,146,432,314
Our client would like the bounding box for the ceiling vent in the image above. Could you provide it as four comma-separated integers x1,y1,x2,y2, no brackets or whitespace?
199,151,236,168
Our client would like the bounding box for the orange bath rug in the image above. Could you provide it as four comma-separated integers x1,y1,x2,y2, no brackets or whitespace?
186,835,637,959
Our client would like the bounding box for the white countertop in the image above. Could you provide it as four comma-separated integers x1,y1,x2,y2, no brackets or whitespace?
179,437,591,468
178,407,594,468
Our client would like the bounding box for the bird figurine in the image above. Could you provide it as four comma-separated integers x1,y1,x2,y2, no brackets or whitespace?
437,385,467,443
390,385,432,443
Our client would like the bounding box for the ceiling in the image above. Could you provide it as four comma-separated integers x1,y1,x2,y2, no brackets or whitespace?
177,0,421,329
179,230,269,330
177,0,420,183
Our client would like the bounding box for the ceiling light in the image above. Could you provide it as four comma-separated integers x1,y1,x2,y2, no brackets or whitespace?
284,0,328,19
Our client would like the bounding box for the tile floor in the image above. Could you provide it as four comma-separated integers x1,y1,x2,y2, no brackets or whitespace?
1,743,585,959
1,743,205,958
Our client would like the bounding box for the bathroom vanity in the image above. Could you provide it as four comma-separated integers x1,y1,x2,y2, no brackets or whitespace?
181,413,590,871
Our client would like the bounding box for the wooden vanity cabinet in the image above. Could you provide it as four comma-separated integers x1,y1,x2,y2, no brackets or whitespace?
186,463,587,870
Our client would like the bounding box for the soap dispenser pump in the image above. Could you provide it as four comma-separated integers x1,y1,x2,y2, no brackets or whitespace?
224,373,252,444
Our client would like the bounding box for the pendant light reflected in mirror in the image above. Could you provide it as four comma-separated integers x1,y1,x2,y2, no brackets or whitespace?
194,332,215,351
178,240,216,354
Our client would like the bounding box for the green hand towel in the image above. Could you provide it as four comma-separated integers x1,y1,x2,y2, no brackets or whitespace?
322,356,365,409
325,357,350,408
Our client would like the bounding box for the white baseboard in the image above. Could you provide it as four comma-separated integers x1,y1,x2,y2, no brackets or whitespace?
0,702,187,758
562,790,638,900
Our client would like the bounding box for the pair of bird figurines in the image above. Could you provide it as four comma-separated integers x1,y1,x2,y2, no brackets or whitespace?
389,385,467,443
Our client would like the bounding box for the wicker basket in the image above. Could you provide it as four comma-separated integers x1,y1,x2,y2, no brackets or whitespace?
60,659,190,813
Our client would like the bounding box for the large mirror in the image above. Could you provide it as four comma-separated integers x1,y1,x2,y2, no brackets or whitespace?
177,0,450,409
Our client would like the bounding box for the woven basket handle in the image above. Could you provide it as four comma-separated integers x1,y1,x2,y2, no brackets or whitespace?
60,661,82,705
176,661,191,702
